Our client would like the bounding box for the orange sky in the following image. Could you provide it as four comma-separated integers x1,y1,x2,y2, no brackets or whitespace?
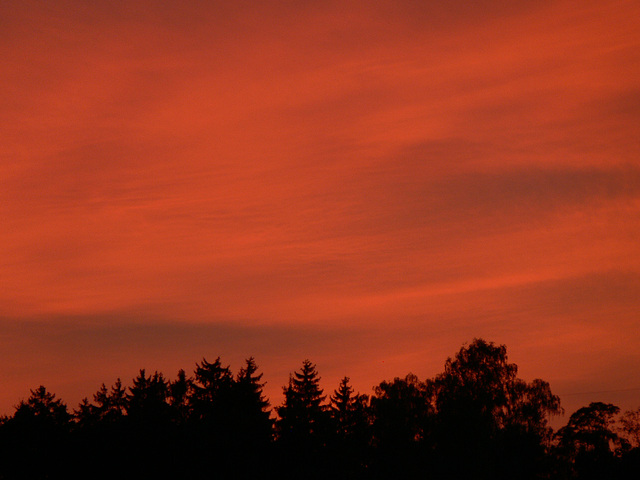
1,0,640,419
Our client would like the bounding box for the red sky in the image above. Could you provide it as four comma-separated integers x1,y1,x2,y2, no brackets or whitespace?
1,0,639,420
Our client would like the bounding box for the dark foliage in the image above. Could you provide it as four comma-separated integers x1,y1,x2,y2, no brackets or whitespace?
328,377,372,477
0,339,638,479
275,359,331,478
554,402,627,480
0,386,70,479
430,338,563,479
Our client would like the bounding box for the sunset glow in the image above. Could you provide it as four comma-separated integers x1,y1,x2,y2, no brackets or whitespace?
1,0,639,418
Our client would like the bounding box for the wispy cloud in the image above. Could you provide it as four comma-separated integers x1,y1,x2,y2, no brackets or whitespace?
1,0,639,415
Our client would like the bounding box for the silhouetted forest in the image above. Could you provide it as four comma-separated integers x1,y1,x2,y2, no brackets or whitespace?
0,339,638,479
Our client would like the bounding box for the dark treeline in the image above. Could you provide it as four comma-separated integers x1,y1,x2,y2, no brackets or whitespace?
0,339,638,479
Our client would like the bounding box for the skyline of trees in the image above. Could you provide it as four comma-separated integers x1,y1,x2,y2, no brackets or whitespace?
0,338,638,479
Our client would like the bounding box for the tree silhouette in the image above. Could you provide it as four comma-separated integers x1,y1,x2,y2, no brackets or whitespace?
370,373,433,476
233,357,273,440
108,378,127,419
0,386,71,479
0,339,635,479
125,369,171,422
75,378,127,428
276,359,329,478
371,373,431,445
168,369,192,423
618,407,640,479
431,338,562,479
556,402,625,480
331,377,354,420
122,370,177,477
620,407,640,449
330,377,369,438
329,376,371,477
13,386,70,426
72,379,130,478
277,359,327,441
188,357,241,476
225,357,275,476
190,357,233,421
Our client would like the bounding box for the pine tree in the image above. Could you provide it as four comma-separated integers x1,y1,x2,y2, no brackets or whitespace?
75,379,127,427
14,386,70,426
108,378,127,419
236,357,270,411
190,357,234,426
331,377,355,436
330,376,369,440
293,359,326,410
225,358,275,476
329,377,372,476
125,369,170,422
275,360,331,479
169,369,192,423
3,386,71,478
276,359,327,442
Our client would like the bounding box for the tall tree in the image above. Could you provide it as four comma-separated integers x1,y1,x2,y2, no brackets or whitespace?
13,386,70,426
371,373,431,446
330,377,371,476
331,377,364,438
220,358,275,477
168,369,192,424
123,370,178,478
75,378,127,427
191,357,234,421
370,373,432,476
276,359,327,441
276,360,329,478
187,357,237,476
431,338,562,479
620,407,640,449
72,379,129,477
109,378,127,419
125,369,172,428
233,357,273,439
618,407,640,479
0,386,71,478
556,402,625,480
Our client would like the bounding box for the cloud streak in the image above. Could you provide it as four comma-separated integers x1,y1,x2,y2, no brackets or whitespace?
1,0,639,417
